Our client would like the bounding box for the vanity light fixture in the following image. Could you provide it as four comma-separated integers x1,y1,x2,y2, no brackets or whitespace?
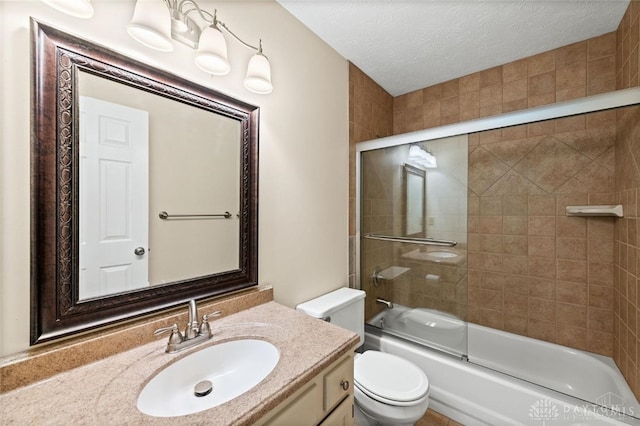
408,145,437,168
41,0,94,18
127,0,273,94
40,0,273,94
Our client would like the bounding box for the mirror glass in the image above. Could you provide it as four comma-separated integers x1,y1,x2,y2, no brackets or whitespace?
31,20,258,344
403,164,425,236
78,72,241,300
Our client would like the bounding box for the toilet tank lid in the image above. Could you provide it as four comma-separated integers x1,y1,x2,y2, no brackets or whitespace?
296,287,365,318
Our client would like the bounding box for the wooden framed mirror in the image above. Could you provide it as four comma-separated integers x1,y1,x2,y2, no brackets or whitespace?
30,20,259,344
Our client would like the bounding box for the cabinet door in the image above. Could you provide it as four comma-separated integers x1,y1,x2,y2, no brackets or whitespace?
261,381,323,426
323,355,354,412
320,395,354,426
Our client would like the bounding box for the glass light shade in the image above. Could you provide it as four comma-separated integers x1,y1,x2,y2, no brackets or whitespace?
127,0,173,52
243,53,273,94
41,0,94,18
408,145,437,168
194,26,230,75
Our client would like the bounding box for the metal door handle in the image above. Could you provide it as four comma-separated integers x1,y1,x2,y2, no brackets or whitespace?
134,247,146,256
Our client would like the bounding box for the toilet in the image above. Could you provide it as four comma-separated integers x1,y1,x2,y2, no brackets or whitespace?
296,288,430,426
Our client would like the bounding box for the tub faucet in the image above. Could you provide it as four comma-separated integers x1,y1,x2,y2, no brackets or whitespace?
153,299,222,353
376,298,394,309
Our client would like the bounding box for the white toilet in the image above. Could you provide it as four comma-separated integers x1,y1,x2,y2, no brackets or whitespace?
296,288,430,426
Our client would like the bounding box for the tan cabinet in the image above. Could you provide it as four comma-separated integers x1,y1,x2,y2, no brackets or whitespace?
256,352,354,426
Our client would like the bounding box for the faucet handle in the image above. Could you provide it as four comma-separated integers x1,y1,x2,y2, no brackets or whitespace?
199,311,222,337
154,324,183,345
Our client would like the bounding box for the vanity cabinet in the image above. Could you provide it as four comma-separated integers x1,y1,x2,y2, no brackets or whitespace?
255,352,354,426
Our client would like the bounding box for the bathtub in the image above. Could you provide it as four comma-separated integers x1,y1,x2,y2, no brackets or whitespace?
366,306,640,425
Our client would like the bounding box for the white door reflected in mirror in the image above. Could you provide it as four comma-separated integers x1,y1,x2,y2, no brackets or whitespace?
79,97,150,299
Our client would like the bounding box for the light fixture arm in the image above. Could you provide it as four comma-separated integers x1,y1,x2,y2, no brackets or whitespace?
216,20,261,53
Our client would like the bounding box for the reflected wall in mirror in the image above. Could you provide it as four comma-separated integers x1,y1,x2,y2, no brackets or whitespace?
403,164,425,236
31,20,259,344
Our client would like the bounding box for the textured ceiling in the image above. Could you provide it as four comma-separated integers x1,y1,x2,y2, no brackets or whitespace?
277,0,630,96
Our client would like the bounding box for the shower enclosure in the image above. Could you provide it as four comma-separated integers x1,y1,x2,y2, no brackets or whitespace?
356,88,640,422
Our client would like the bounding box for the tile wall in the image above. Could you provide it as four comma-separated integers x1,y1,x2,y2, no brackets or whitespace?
349,63,394,287
349,0,640,397
614,0,640,400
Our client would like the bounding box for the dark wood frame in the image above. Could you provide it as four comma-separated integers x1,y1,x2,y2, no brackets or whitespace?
30,19,259,344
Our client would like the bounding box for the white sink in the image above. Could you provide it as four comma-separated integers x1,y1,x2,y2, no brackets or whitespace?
137,339,279,417
427,251,458,259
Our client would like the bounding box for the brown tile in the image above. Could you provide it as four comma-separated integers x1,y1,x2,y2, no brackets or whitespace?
528,216,556,237
587,239,614,263
557,259,587,282
480,66,503,88
503,59,528,82
529,72,556,97
557,302,588,327
503,78,528,103
529,277,556,300
556,63,587,90
529,318,557,342
441,80,459,99
588,32,616,60
417,409,449,426
480,234,503,253
589,262,614,286
556,41,587,68
558,238,587,260
589,307,614,332
480,84,503,108
504,235,528,255
504,314,528,335
528,51,556,76
480,196,503,215
528,194,557,215
589,285,614,309
505,293,528,314
557,216,587,238
480,216,503,234
557,324,588,350
557,280,588,305
529,297,556,320
529,257,557,279
503,255,529,275
588,330,613,356
459,73,480,94
529,236,556,258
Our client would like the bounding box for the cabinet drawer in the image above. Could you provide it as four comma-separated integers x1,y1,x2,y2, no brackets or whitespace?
323,355,353,411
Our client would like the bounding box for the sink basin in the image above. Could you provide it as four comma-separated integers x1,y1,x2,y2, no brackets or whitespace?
427,251,458,259
137,339,279,417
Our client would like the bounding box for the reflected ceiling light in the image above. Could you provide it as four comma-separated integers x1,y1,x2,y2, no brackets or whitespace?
41,0,94,18
408,145,437,168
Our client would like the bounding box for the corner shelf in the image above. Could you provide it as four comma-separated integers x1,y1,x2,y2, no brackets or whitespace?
565,205,623,217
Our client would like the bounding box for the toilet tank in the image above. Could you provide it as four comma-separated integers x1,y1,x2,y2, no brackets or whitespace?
296,287,366,345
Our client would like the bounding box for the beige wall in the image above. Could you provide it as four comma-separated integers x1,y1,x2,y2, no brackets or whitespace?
0,0,349,357
79,72,242,285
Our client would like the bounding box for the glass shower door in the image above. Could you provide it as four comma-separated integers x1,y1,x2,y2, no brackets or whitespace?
360,135,469,358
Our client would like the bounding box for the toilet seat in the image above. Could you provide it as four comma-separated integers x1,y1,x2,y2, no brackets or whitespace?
354,351,429,407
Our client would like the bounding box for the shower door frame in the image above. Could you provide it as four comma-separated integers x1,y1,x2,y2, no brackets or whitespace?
355,86,640,292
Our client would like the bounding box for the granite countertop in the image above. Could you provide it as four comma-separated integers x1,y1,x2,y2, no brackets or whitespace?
0,301,359,425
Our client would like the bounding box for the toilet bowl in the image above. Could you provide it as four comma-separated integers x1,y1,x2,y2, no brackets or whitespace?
353,350,430,426
296,288,430,426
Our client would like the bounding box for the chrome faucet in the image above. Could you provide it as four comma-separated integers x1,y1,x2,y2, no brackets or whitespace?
154,299,222,353
376,298,394,309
